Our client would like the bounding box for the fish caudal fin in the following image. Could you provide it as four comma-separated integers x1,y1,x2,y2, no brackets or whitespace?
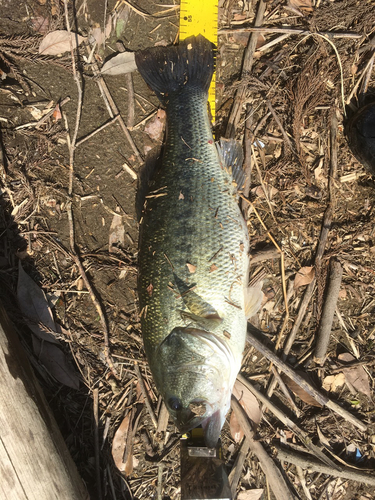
244,281,263,319
135,35,214,106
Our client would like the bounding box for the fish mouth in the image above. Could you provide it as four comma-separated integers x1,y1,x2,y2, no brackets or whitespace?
174,400,227,448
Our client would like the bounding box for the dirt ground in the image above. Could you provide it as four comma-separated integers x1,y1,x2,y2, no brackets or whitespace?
0,0,374,499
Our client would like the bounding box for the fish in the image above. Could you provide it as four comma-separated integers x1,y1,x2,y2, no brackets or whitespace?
135,35,262,447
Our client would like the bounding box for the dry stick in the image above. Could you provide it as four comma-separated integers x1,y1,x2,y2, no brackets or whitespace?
134,362,157,428
75,115,120,147
228,436,251,497
241,105,253,217
237,374,339,469
266,101,293,152
231,397,298,500
283,205,333,356
63,0,118,379
275,446,375,486
226,0,267,137
156,401,170,435
250,248,280,265
314,260,343,364
241,198,289,337
115,40,135,128
246,329,367,432
218,27,362,39
93,388,103,500
35,96,71,129
87,45,142,162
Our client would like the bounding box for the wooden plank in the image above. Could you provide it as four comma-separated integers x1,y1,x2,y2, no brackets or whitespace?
0,302,88,500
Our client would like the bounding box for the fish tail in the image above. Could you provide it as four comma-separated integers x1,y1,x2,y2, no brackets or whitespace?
135,35,214,106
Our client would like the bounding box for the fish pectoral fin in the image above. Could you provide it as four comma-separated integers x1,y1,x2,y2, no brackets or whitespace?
216,138,245,191
244,281,263,319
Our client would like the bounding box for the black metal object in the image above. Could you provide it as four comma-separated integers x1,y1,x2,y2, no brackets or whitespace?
180,429,232,500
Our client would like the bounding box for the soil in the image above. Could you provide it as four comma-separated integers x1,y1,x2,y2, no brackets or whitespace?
0,1,374,499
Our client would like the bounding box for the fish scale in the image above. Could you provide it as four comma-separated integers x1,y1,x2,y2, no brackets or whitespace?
136,35,258,447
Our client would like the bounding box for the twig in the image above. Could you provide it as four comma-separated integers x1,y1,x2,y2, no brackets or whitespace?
266,101,293,152
246,328,367,432
87,44,142,162
237,374,339,469
115,40,135,128
134,362,157,428
241,105,253,217
275,446,375,486
218,27,362,39
228,436,251,497
226,0,267,137
93,387,102,500
75,115,120,147
231,396,298,500
282,205,332,355
63,0,118,378
126,73,135,128
314,260,343,364
250,248,280,265
156,400,169,435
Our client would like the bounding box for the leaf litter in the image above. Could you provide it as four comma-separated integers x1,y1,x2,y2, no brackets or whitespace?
0,0,374,499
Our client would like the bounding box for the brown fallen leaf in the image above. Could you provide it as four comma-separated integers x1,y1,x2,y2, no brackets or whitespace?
322,373,346,392
17,261,59,344
101,51,137,75
39,30,85,55
144,109,166,142
109,214,125,254
112,412,133,474
282,371,323,407
289,0,313,14
251,183,278,200
230,379,261,442
338,353,372,398
294,266,315,290
237,489,264,500
32,336,80,389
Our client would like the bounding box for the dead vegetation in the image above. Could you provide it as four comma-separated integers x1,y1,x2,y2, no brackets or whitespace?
0,0,374,499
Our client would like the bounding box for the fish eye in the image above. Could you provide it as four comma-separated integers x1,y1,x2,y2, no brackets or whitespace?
168,396,183,411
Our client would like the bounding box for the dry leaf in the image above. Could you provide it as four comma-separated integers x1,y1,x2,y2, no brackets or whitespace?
109,214,125,254
112,413,133,474
294,266,315,290
289,0,313,14
144,109,166,142
39,30,85,55
322,373,346,392
338,353,372,398
32,336,80,389
251,183,278,200
282,371,323,407
101,51,137,75
238,490,264,500
17,261,59,344
186,262,196,273
230,379,261,442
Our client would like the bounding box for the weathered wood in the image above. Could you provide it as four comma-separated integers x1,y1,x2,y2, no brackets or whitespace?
0,302,88,500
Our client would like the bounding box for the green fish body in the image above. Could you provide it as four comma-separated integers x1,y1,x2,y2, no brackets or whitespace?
136,35,260,446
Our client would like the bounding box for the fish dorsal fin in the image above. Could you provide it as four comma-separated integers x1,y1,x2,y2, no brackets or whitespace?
244,281,263,319
216,139,245,191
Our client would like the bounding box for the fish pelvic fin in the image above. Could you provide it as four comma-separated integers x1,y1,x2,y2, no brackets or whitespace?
135,35,214,106
216,139,245,191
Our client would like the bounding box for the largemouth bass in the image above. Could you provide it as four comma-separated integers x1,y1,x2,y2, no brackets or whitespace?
136,35,261,447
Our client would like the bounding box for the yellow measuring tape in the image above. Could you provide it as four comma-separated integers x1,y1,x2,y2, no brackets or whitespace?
179,0,218,123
